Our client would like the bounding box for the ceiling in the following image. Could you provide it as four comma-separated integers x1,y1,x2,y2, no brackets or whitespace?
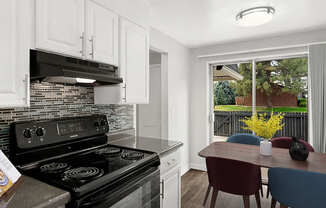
148,0,326,48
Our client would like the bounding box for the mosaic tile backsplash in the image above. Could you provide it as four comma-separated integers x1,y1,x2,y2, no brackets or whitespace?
0,82,134,154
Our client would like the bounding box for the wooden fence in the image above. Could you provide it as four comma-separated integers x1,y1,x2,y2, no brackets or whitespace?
214,111,308,140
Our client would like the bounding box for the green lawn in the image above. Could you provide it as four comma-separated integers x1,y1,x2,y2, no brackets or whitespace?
215,105,307,113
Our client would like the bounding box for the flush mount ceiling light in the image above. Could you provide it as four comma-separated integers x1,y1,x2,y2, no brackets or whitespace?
236,6,275,27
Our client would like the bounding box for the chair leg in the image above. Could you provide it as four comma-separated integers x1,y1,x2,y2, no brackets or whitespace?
266,186,270,198
280,205,288,208
255,191,261,208
260,184,264,197
210,188,218,208
203,185,211,206
271,198,277,208
242,195,250,208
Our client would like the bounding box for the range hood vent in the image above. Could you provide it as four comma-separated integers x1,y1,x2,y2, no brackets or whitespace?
30,50,123,86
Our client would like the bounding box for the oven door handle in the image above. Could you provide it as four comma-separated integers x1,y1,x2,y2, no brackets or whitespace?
80,167,160,207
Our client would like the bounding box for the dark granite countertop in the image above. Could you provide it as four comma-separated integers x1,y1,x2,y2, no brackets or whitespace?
108,131,183,156
4,176,70,208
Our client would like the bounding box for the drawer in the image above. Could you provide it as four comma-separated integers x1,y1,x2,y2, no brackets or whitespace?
160,148,180,175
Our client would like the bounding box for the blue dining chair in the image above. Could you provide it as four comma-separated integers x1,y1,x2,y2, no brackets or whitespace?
226,133,262,146
268,167,326,208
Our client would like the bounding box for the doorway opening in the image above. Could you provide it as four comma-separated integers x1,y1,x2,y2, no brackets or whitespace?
137,49,168,138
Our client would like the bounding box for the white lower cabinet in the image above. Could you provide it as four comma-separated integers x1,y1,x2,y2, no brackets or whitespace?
160,149,181,208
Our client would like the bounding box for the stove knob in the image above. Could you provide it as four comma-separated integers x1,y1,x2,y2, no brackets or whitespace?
94,121,100,127
23,129,32,138
36,128,45,137
100,120,107,126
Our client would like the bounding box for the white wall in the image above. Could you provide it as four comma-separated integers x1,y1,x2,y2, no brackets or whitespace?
189,28,326,170
195,28,326,57
150,28,191,175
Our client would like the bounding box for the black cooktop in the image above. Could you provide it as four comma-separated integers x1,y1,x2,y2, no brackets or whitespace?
23,145,157,196
10,115,160,199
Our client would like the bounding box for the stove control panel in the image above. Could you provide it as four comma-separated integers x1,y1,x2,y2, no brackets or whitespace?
11,115,109,150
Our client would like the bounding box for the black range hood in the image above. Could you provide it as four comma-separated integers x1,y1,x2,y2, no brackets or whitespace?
30,50,123,86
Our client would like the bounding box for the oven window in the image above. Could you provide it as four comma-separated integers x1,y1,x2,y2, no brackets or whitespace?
111,181,152,208
79,168,160,208
111,169,160,208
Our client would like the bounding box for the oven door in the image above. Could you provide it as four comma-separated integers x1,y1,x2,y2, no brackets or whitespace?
79,167,160,208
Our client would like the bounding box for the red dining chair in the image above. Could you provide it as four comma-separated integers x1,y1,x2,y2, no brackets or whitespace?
263,137,315,198
271,137,314,152
204,157,262,208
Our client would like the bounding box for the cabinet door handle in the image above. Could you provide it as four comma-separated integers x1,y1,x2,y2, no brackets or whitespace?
22,74,29,104
89,36,95,59
122,84,127,103
80,32,85,57
160,179,165,199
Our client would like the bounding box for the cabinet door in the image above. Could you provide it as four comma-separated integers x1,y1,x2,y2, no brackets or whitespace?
161,167,181,208
0,0,30,107
86,0,119,65
36,0,84,57
120,19,149,104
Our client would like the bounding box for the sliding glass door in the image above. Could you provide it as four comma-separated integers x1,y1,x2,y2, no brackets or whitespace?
212,56,308,141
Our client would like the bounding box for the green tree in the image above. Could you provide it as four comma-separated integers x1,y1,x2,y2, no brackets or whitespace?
232,58,307,107
214,81,235,105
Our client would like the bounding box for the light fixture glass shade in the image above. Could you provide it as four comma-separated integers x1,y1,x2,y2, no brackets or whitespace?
236,6,275,27
76,78,96,83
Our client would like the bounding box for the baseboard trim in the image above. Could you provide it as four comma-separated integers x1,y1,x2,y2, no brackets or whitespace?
181,164,190,176
190,163,207,171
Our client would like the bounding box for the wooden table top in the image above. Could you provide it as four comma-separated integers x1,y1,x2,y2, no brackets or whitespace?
199,142,326,174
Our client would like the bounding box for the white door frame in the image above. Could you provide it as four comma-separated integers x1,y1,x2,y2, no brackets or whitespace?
136,47,169,139
208,64,214,144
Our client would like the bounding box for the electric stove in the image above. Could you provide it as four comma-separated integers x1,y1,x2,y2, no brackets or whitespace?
9,115,160,208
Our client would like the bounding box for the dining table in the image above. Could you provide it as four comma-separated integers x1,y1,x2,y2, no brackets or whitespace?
198,142,326,174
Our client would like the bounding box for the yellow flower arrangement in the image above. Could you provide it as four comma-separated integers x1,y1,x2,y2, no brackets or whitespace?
241,112,285,140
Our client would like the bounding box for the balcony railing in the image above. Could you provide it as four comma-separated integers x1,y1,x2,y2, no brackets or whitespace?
214,111,308,141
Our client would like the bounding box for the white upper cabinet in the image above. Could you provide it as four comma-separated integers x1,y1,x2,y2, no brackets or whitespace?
120,18,149,104
35,0,84,58
35,0,119,65
92,0,150,29
0,0,30,107
95,18,149,104
86,0,118,65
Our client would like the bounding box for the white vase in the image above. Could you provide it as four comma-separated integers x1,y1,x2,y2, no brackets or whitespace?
260,140,272,156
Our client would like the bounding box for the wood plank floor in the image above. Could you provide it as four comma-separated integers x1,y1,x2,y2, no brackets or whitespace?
181,169,272,208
